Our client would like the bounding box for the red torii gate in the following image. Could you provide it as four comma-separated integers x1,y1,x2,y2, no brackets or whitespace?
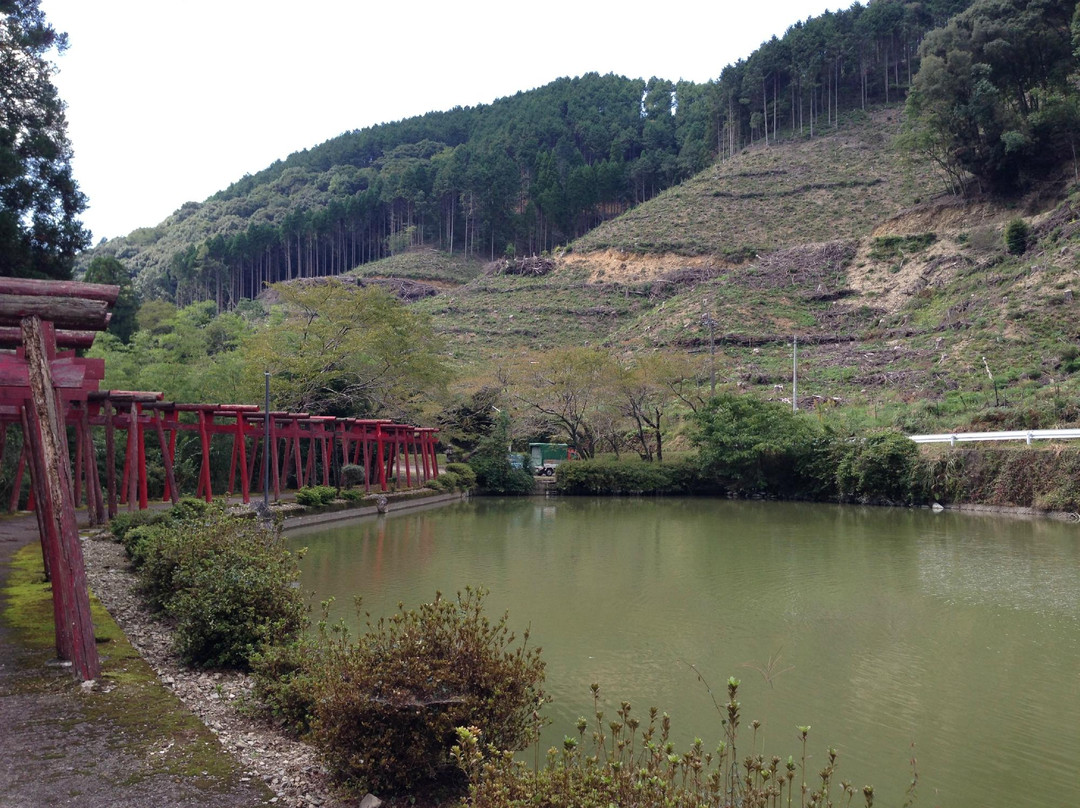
1,278,445,682
8,396,443,514
0,277,118,681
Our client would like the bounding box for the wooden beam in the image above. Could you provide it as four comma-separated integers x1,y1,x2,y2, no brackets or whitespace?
21,316,100,681
0,327,98,349
0,277,120,304
0,295,111,331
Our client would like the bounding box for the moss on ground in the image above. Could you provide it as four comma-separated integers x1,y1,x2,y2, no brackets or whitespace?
0,542,273,796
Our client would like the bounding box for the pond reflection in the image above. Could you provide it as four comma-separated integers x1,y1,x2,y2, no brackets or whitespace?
290,498,1080,808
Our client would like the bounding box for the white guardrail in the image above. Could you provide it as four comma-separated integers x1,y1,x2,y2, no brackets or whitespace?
909,429,1080,445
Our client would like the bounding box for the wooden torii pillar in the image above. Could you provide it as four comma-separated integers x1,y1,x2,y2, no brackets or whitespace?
0,277,119,681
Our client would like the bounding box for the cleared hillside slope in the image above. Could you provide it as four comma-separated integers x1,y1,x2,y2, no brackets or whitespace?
415,108,1080,434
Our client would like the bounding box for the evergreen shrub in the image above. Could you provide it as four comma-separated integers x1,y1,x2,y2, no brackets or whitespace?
554,458,692,495
134,504,305,668
107,508,165,544
432,470,462,491
1004,218,1032,255
296,485,338,506
309,588,545,796
691,394,833,498
466,412,535,495
250,635,321,735
340,464,365,488
468,454,535,494
121,523,168,568
443,462,477,490
836,431,920,504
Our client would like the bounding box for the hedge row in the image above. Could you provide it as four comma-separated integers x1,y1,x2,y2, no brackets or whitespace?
109,499,305,668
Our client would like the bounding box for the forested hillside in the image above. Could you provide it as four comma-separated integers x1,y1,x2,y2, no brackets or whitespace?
40,0,1080,475
83,0,976,306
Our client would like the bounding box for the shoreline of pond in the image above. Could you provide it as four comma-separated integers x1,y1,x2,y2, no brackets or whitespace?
279,486,1080,533
282,490,468,532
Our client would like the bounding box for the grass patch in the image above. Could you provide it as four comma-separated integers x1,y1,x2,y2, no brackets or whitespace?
868,232,937,260
348,246,484,285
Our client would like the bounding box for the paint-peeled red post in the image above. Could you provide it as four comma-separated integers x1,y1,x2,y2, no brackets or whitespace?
20,315,100,681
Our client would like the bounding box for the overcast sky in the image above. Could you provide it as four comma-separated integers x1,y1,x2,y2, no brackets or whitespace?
40,0,846,242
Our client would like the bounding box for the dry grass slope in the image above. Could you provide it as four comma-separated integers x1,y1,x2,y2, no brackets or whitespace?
415,106,1080,434
575,109,941,257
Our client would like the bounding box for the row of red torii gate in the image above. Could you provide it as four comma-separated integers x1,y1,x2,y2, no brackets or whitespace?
3,392,443,522
0,277,441,680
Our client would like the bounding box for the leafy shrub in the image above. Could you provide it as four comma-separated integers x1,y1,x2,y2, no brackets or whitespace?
296,485,338,506
469,455,535,494
340,464,365,489
1004,218,1031,255
554,458,691,495
121,523,169,568
836,431,919,504
443,462,477,490
439,470,463,490
691,394,833,498
425,472,460,492
136,505,306,668
466,413,535,495
109,497,213,549
250,636,321,735
310,588,545,796
107,508,166,544
170,495,211,520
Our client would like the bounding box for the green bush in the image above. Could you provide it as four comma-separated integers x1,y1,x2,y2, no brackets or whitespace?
691,394,832,498
109,497,213,552
469,454,535,495
340,464,365,489
438,470,463,491
296,485,338,506
1004,218,1032,255
310,588,545,796
443,462,477,490
836,431,919,504
135,505,306,668
121,523,169,568
250,636,321,736
466,412,536,495
107,508,166,544
425,472,460,492
554,458,692,495
170,495,212,520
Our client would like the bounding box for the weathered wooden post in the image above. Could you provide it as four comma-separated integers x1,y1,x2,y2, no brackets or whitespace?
21,315,101,680
1,277,119,681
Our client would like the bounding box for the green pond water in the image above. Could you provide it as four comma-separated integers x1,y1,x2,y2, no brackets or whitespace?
288,497,1080,807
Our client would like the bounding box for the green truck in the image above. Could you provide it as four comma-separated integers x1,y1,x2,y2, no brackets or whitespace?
529,443,578,476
